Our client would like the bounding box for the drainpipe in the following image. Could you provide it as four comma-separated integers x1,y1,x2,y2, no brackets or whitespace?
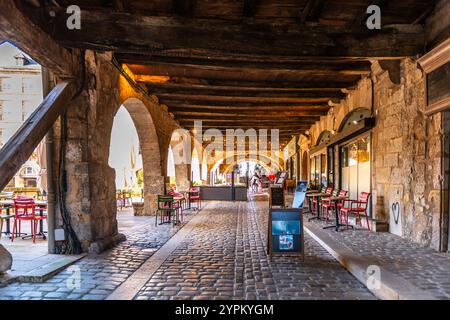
42,67,56,254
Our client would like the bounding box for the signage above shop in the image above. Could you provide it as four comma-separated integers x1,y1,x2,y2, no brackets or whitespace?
283,136,297,160
418,38,450,115
309,117,375,155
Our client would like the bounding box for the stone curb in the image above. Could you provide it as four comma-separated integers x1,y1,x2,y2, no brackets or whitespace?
304,221,437,300
0,254,86,287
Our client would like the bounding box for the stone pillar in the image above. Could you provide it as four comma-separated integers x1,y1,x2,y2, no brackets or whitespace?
0,244,12,274
175,164,191,191
53,51,125,254
143,175,165,213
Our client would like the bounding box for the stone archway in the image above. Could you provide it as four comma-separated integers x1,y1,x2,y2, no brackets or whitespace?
116,98,163,215
169,128,192,192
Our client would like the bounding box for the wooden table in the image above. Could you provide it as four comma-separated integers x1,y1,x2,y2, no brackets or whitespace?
0,200,48,239
306,193,330,221
322,196,354,232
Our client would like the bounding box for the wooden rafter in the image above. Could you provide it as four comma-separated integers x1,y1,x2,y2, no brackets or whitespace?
40,9,425,58
0,0,74,76
0,82,76,190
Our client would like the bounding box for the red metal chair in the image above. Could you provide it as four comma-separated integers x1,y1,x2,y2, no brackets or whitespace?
311,187,332,215
339,192,371,230
167,190,185,222
11,197,46,243
189,186,201,210
321,190,348,221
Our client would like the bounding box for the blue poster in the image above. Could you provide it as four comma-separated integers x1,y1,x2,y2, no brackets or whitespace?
292,181,308,209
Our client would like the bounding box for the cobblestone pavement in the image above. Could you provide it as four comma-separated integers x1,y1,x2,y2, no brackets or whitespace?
0,210,198,300
306,212,450,300
135,197,375,300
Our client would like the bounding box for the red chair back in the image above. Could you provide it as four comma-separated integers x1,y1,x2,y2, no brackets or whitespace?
190,186,200,194
14,198,36,218
358,192,371,207
338,190,348,197
325,187,333,194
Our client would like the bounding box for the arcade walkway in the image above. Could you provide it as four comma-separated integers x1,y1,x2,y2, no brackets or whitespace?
0,197,374,300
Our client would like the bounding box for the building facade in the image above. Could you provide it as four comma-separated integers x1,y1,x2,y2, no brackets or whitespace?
0,42,43,189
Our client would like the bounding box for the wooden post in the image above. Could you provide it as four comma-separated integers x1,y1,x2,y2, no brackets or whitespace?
0,82,76,191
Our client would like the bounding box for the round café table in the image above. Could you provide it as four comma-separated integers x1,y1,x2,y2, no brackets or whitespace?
306,193,330,221
322,196,354,232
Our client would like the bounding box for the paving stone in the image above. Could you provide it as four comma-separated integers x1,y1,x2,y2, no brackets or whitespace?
0,209,198,300
135,199,375,300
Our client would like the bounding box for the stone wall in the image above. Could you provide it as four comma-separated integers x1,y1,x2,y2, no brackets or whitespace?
305,58,448,251
371,59,444,250
52,51,179,253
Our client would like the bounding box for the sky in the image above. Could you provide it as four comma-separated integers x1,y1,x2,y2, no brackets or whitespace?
109,106,143,189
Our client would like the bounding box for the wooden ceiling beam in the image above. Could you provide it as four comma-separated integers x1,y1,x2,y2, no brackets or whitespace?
160,99,332,107
299,0,326,24
243,0,261,17
127,62,370,83
158,94,335,105
166,104,331,112
145,82,345,95
169,109,329,117
115,52,374,65
149,86,345,100
172,0,196,17
354,0,390,27
176,115,320,121
155,78,358,89
0,1,74,76
42,9,425,58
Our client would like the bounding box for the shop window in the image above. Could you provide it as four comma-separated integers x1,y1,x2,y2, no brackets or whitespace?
340,134,371,216
327,147,334,187
320,154,327,188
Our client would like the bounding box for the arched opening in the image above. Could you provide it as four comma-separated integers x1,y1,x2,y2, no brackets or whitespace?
109,106,146,230
169,128,191,191
209,153,282,187
166,145,176,190
201,155,208,182
109,98,162,220
0,41,49,257
191,148,201,185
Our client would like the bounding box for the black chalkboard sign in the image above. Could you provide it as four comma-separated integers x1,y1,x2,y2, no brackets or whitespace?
269,186,285,208
267,209,304,259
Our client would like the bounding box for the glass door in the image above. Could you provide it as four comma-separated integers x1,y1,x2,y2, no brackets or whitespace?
340,134,371,216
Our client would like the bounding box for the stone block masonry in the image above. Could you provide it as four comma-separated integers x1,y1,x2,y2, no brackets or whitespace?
306,58,449,251
50,51,181,253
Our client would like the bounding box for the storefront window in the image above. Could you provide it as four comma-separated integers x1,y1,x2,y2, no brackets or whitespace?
310,157,316,189
320,154,327,188
327,147,334,187
340,134,371,216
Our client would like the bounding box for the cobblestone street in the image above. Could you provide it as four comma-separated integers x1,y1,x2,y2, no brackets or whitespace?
307,215,450,300
0,197,376,300
0,210,197,300
134,197,375,300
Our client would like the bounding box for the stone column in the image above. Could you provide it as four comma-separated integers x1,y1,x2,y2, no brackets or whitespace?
53,51,124,254
175,163,191,191
143,175,165,213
